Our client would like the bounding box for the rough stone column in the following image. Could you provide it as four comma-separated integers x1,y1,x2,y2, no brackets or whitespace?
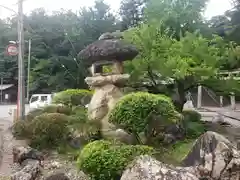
85,74,134,143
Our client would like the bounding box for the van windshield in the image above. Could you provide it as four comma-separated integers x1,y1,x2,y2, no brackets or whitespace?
30,96,39,103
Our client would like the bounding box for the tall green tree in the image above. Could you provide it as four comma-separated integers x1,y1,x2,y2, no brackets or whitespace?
1,0,119,94
125,23,237,111
0,19,18,85
209,1,240,45
119,0,147,29
145,0,210,40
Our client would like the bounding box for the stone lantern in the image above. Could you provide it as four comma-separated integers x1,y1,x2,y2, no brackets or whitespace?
78,31,138,142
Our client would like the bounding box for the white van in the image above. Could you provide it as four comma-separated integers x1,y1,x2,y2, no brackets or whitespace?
29,94,53,110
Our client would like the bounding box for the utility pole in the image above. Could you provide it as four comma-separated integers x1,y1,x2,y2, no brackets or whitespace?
27,39,31,102
0,77,3,104
17,0,25,120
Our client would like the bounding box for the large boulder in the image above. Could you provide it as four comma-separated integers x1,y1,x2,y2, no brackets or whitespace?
121,155,198,180
13,146,44,165
182,131,240,179
121,131,240,180
45,173,70,180
11,146,43,180
43,169,89,180
11,160,41,180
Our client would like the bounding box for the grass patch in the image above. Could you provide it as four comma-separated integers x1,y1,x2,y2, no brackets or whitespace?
155,139,195,165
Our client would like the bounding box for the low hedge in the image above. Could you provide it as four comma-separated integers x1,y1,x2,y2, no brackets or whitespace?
109,92,179,135
52,89,93,106
77,140,153,180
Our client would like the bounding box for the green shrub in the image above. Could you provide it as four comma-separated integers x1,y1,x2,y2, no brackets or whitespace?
42,105,72,115
30,113,70,149
12,120,32,139
182,110,205,138
77,140,153,180
182,110,201,122
13,108,44,138
69,106,101,142
71,106,88,118
109,92,178,134
52,89,93,106
25,108,44,121
24,105,72,123
185,121,206,138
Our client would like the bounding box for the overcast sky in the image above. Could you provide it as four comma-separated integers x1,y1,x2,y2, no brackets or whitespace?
0,0,233,19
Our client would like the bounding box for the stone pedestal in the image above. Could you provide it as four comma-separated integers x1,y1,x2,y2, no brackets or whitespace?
85,74,134,143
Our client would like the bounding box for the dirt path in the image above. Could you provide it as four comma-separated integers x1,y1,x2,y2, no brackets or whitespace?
0,119,27,176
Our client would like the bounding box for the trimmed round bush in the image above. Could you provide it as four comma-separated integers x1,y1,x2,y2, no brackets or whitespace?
30,113,70,149
109,92,178,134
52,89,93,106
182,110,201,122
77,140,153,180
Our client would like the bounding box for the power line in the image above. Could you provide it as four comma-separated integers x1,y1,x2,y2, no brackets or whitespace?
0,4,17,14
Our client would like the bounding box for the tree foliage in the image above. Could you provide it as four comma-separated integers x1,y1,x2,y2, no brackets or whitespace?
145,0,210,39
120,0,147,29
1,0,240,102
124,22,238,110
0,0,119,94
209,1,240,46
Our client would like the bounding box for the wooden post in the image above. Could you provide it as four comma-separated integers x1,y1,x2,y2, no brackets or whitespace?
230,92,236,110
220,96,223,107
197,85,202,109
237,140,240,150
